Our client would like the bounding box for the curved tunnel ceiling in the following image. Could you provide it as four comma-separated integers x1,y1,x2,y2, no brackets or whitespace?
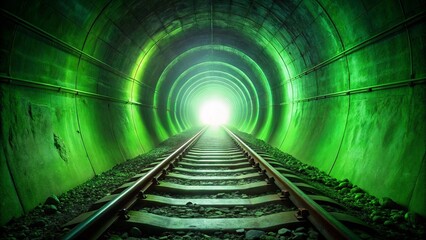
0,0,425,225
136,10,286,139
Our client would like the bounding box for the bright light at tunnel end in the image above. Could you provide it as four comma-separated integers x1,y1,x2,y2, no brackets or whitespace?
199,99,230,126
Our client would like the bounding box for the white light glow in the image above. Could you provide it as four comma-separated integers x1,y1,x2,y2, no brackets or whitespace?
199,99,230,126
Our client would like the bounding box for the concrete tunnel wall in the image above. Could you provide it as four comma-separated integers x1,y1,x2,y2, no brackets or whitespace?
0,0,425,225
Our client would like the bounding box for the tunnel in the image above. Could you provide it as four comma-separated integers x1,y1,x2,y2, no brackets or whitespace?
0,0,425,226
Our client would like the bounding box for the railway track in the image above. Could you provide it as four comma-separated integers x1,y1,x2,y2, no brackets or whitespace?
62,127,373,239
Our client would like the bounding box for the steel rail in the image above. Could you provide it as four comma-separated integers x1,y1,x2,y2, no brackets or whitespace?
224,127,360,240
62,127,206,239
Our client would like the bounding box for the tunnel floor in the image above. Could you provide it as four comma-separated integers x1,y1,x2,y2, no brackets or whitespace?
1,128,425,240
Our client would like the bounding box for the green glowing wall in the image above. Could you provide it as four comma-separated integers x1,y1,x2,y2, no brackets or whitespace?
0,0,425,225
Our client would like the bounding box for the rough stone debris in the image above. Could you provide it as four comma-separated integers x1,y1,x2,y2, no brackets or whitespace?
245,229,266,240
277,227,291,236
44,194,60,206
129,227,142,237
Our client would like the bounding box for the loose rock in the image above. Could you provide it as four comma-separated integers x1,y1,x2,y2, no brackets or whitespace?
43,204,58,214
354,193,364,200
45,195,60,206
405,212,418,225
129,227,141,237
216,193,226,198
255,211,263,216
293,232,308,239
245,229,265,240
380,197,399,209
384,220,393,226
277,227,291,236
350,187,363,194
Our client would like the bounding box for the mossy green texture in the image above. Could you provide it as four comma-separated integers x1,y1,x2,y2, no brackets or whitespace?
0,0,425,225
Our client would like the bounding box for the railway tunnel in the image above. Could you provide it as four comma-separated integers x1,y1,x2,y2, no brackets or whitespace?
0,0,425,227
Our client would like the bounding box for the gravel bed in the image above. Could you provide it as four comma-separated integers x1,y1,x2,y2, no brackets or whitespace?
162,177,264,186
232,128,426,240
148,190,282,199
105,226,320,240
136,202,296,218
0,128,201,240
5,126,423,239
